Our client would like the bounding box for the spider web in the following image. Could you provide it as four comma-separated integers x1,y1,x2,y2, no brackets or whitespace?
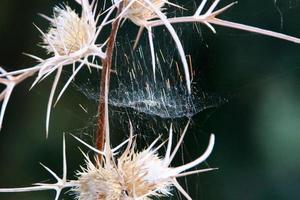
76,33,226,120
72,20,225,200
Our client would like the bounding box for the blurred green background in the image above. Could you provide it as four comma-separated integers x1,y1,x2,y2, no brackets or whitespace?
1,0,300,199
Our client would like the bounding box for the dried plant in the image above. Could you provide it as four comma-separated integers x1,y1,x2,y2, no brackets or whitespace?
0,0,300,199
0,123,215,200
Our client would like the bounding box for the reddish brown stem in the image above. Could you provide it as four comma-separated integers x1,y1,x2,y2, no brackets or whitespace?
96,4,123,154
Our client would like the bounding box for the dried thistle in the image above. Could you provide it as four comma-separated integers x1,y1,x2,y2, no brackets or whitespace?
0,123,215,200
42,5,96,55
1,1,300,198
0,0,111,135
115,0,192,92
121,0,166,26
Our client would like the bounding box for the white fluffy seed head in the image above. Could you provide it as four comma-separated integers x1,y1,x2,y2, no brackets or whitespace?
75,147,173,200
117,149,173,198
43,6,96,55
76,159,123,200
72,124,215,200
123,0,166,26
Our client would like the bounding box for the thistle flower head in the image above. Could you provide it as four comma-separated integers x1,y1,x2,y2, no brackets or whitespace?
0,0,111,136
0,123,216,200
76,159,122,200
116,145,173,198
75,149,173,200
73,122,215,200
122,0,166,26
43,5,96,55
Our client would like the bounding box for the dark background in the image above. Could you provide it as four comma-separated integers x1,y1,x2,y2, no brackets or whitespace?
1,0,300,199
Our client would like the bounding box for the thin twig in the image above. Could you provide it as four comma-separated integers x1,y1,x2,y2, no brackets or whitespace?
96,3,123,155
147,1,300,44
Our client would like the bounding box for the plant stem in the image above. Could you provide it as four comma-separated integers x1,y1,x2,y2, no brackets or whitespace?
148,16,300,44
96,4,123,154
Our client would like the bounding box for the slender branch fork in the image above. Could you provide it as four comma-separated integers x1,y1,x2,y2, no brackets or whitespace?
96,2,124,155
147,1,300,44
0,68,38,129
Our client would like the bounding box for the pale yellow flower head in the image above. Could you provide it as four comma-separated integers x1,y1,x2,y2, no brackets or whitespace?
123,0,166,26
43,6,96,55
77,160,122,200
73,123,215,200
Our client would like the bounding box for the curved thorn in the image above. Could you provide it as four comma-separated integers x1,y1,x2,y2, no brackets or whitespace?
147,27,156,82
194,0,208,16
62,133,67,181
133,26,145,50
210,1,238,17
112,138,130,153
144,0,191,93
168,121,190,165
204,21,216,33
0,85,14,130
205,0,220,15
173,134,215,174
175,167,218,178
172,178,192,200
164,123,173,166
54,62,85,106
46,67,62,138
39,163,61,182
70,133,105,155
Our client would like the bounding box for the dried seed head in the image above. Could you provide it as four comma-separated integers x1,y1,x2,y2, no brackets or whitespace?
117,148,173,198
123,0,166,26
74,150,172,200
43,6,96,55
0,124,215,200
76,160,122,200
73,123,215,200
